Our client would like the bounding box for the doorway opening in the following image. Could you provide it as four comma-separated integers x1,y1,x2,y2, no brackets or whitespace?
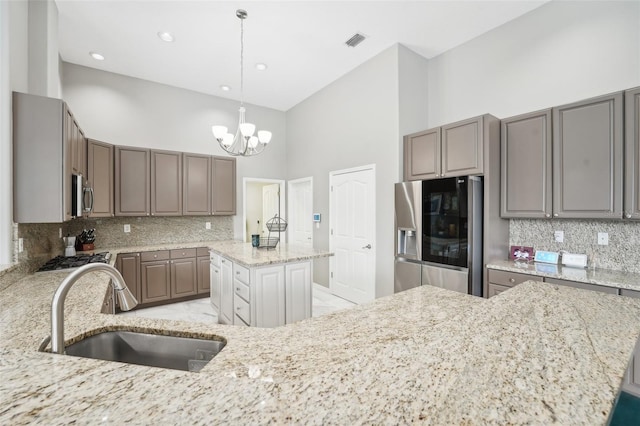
242,178,286,243
288,177,313,247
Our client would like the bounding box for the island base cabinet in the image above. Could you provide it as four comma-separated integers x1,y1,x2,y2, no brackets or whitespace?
285,261,312,324
209,252,221,311
216,258,313,327
219,257,234,325
250,265,286,328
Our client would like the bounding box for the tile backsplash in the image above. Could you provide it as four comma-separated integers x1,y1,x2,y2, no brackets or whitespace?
17,216,233,271
510,219,640,273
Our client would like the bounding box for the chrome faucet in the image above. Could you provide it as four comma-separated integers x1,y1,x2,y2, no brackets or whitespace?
50,262,138,354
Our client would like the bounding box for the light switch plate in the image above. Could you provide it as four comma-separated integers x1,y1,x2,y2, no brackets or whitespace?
598,232,609,245
534,250,560,264
205,222,211,230
561,252,588,268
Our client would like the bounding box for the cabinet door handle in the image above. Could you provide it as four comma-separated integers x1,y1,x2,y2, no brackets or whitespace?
236,287,240,292
626,213,632,219
545,214,551,218
236,271,240,275
553,214,558,217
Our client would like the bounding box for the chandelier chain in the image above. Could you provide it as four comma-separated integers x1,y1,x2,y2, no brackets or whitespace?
240,15,244,106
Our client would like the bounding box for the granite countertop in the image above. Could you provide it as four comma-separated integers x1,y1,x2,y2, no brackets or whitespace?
98,240,332,268
487,259,640,292
2,262,640,423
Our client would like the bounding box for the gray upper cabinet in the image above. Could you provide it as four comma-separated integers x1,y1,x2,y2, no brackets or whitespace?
212,156,236,215
87,139,114,218
625,87,640,220
500,109,553,218
441,116,484,177
183,154,211,215
404,115,492,181
115,146,150,216
404,128,440,181
150,150,182,216
13,92,73,223
552,92,623,219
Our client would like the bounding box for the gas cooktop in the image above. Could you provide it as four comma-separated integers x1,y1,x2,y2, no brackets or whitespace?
37,252,111,272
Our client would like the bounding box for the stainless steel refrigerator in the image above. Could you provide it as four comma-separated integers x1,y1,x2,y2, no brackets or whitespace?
394,177,483,296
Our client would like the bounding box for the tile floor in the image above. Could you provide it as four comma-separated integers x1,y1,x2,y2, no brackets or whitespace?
119,284,356,324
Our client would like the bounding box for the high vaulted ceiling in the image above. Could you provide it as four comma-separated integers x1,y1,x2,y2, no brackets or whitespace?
56,1,548,111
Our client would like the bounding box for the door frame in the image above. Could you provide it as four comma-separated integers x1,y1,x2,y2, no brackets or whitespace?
242,177,286,243
329,164,376,302
287,176,314,247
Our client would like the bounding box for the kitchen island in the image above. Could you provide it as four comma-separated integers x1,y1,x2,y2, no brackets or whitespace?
2,262,640,423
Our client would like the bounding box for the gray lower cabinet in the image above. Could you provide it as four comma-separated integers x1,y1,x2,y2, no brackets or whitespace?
624,86,640,220
486,269,539,298
140,258,172,304
150,150,182,216
115,146,150,216
170,257,197,298
87,139,114,218
197,248,211,294
114,252,141,310
544,277,619,295
552,91,623,219
500,109,552,218
212,156,236,215
404,128,440,181
183,154,211,215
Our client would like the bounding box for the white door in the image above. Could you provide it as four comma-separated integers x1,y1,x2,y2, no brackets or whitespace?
262,184,280,234
330,165,376,304
288,177,313,247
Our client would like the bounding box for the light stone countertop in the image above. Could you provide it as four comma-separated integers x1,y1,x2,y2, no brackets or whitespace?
487,259,640,292
94,239,332,268
2,259,640,423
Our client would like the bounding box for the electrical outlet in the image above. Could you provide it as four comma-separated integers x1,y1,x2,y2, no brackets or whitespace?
554,230,564,243
18,238,23,253
598,232,609,245
205,222,211,230
124,224,131,233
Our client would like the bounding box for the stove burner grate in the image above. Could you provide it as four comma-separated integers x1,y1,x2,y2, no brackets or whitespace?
37,252,110,272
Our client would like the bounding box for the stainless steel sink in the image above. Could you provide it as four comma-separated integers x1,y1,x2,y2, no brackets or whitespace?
65,331,226,372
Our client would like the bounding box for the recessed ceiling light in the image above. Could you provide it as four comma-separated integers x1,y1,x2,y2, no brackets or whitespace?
255,63,267,71
89,51,105,61
157,31,175,43
220,85,231,92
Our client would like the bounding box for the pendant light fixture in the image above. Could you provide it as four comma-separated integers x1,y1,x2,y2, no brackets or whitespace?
212,9,271,157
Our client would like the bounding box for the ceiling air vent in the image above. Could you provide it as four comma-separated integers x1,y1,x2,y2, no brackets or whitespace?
345,33,367,48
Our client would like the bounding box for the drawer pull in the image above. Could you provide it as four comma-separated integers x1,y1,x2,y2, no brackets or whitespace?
236,271,240,275
182,252,185,256
509,278,515,283
236,287,240,292
153,254,157,258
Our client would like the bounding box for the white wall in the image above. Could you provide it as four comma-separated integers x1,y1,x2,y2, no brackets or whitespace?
0,0,30,264
427,1,640,126
286,44,400,295
61,63,287,239
27,0,60,98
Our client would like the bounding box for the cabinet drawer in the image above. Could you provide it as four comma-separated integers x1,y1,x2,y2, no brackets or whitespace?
487,283,511,298
545,277,619,295
170,248,197,259
621,289,640,299
210,252,221,267
196,247,209,257
487,269,538,287
140,250,170,262
234,264,249,284
234,279,250,302
234,294,250,324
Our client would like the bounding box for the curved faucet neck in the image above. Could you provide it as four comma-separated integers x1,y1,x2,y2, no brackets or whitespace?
50,262,137,354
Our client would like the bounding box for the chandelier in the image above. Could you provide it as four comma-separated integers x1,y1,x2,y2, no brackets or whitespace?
212,9,271,157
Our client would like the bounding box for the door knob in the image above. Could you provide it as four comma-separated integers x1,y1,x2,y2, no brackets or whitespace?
362,244,372,249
